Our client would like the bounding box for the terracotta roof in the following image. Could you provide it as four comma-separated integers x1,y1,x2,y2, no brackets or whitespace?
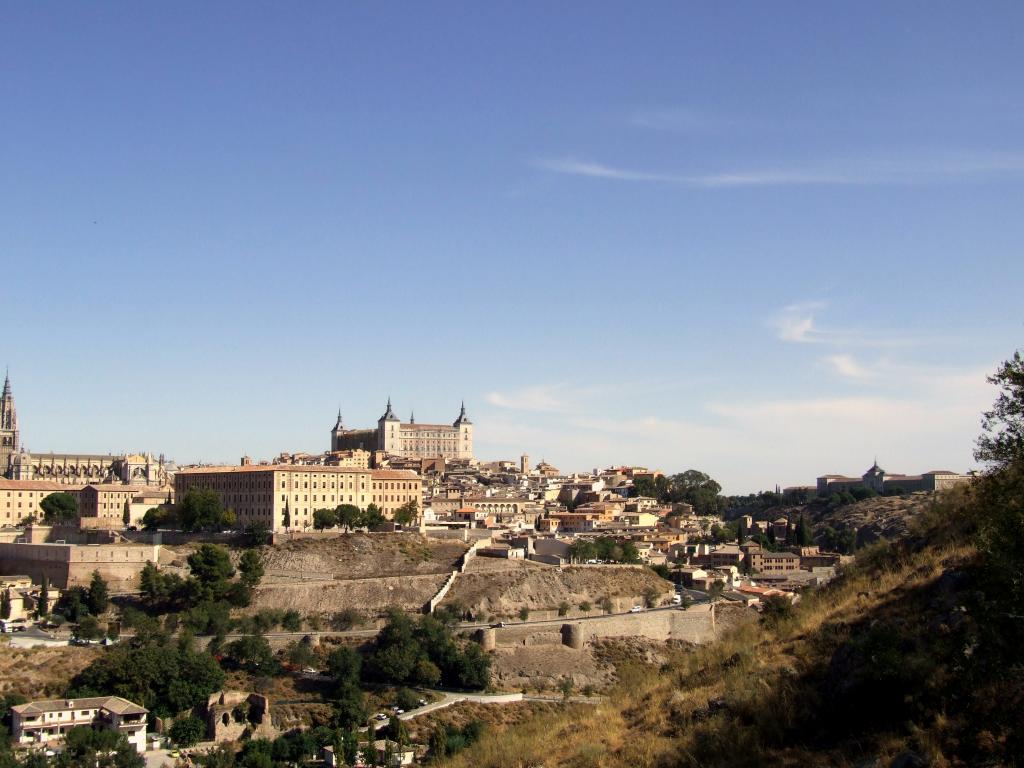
178,464,369,475
13,696,147,716
0,481,86,491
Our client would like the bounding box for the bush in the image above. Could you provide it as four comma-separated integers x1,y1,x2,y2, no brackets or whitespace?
396,687,420,711
557,601,570,616
518,607,530,621
579,601,592,612
281,610,302,632
169,715,205,747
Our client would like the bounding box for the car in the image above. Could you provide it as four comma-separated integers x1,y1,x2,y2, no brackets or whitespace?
375,713,388,721
418,699,427,706
301,667,317,675
630,606,643,613
396,709,405,715
490,621,505,628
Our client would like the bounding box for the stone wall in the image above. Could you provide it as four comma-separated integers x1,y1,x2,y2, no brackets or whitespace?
0,541,159,589
491,605,717,648
249,573,449,617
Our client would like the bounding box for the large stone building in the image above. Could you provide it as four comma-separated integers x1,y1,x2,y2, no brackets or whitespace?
816,461,973,495
175,464,423,532
330,399,474,461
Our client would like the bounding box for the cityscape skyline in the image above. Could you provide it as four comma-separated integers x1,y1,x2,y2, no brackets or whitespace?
2,4,1021,493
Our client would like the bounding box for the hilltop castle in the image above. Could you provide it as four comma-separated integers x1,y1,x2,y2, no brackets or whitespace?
330,398,474,461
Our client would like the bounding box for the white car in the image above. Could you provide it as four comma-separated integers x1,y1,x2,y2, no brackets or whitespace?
630,606,643,613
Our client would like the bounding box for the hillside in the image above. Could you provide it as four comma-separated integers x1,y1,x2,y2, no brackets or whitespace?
441,561,674,620
434,473,1024,767
163,532,467,581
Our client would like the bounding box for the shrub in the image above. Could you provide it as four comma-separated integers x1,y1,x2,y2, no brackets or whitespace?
169,715,205,747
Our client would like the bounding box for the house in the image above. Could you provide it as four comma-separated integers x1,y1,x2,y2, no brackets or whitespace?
11,696,148,753
748,550,801,575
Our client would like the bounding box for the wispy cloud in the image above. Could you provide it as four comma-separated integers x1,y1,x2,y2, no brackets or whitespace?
824,354,876,380
485,384,569,413
533,151,1024,188
772,302,926,349
627,107,728,133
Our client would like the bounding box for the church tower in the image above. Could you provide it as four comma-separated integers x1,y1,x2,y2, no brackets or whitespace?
0,372,19,478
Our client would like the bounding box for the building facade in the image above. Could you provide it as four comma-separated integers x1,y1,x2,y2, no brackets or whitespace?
816,461,974,495
330,399,473,461
0,374,18,478
175,464,423,532
11,697,148,753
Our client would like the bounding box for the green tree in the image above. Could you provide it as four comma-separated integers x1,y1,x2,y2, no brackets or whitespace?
122,503,131,528
281,610,302,632
393,500,418,527
977,349,1024,467
187,544,235,596
226,635,277,673
518,607,529,621
55,726,143,768
328,645,362,687
335,504,360,531
142,507,173,531
599,596,613,614
0,590,10,620
557,600,570,616
360,503,385,528
313,507,338,531
666,470,726,516
87,570,109,615
40,492,78,524
178,488,229,532
56,587,89,623
77,615,103,640
169,715,205,747
37,575,49,616
238,549,264,589
282,502,291,530
795,514,813,546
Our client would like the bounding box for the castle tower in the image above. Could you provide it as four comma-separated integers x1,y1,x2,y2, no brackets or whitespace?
520,454,530,474
378,397,401,453
330,408,345,452
452,401,474,460
0,371,19,478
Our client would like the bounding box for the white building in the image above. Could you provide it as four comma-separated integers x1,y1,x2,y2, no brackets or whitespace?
11,696,148,753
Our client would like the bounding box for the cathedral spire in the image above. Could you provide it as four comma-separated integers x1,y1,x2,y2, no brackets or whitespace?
333,408,344,431
2,369,10,398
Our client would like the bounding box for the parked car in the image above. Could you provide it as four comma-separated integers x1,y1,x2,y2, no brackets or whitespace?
630,606,643,613
375,713,388,721
490,621,505,628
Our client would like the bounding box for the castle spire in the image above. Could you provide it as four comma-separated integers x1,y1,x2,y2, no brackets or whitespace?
382,396,398,421
333,408,344,431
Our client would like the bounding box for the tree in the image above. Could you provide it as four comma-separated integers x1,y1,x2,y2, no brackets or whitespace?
977,350,1024,468
56,587,89,623
37,575,48,616
281,610,302,632
40,492,78,525
178,488,232,532
142,507,173,531
328,646,362,687
169,715,205,747
599,596,613,614
313,507,337,531
226,635,277,673
393,500,418,527
737,519,746,543
77,615,103,640
360,504,385,528
666,470,726,516
518,607,529,621
282,502,291,530
55,726,143,768
122,503,130,528
0,590,10,620
87,570,109,615
795,515,813,546
245,522,272,546
188,544,235,590
238,550,265,589
335,504,360,531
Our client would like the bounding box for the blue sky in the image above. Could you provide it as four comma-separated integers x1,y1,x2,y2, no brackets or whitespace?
1,3,1021,493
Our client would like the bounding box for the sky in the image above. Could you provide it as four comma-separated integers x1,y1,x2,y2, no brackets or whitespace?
1,3,1022,493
